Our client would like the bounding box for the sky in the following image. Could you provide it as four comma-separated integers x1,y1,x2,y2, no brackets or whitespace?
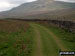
55,0,75,3
0,0,75,12
0,0,37,12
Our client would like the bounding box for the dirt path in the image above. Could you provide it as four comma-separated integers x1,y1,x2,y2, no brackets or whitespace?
31,24,43,56
39,24,68,51
30,23,69,56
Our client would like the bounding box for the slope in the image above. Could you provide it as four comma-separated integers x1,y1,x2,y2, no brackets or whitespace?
0,0,75,19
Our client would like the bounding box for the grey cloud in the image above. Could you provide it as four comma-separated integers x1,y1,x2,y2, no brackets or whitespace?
55,0,75,3
0,0,37,11
7,0,26,4
7,0,37,4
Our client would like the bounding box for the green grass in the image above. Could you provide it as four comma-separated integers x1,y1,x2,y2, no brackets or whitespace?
42,24,75,51
0,21,75,56
0,26,34,56
34,24,59,56
30,23,75,56
39,22,75,51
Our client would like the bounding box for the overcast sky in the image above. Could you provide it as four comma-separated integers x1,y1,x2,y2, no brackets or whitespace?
55,0,75,3
0,0,75,12
0,0,37,12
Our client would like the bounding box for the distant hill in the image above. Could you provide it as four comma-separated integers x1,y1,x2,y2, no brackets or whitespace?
0,0,75,21
18,8,75,22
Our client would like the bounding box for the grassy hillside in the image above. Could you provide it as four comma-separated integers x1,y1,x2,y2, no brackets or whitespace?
24,8,75,22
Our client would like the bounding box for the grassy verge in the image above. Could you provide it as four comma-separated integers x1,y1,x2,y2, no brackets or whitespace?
39,23,75,51
48,26,75,51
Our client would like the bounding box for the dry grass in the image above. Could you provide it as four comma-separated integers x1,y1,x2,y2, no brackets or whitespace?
0,20,29,33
